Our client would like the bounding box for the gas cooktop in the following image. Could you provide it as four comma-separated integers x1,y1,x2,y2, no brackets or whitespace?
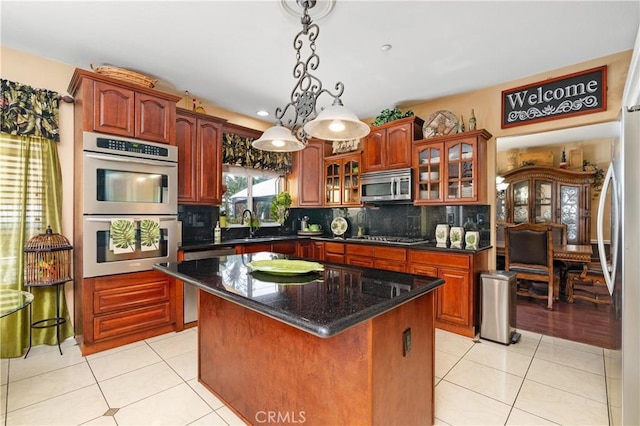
347,236,430,245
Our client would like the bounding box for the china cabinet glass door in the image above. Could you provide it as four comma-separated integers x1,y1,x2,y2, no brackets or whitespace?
534,180,554,223
446,142,474,200
559,183,581,243
415,143,442,202
512,180,529,224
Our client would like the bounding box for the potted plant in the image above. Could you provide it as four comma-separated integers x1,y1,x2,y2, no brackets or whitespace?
271,191,292,225
372,107,414,126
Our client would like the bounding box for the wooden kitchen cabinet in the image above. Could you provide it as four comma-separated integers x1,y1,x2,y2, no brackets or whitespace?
324,242,345,263
361,116,424,173
324,153,362,206
289,138,331,207
76,270,179,355
501,166,595,244
68,68,179,144
297,240,324,260
176,108,226,205
413,129,491,205
408,249,488,338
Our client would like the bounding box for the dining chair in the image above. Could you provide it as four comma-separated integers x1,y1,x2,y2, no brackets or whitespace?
505,223,560,310
565,244,611,305
545,222,568,298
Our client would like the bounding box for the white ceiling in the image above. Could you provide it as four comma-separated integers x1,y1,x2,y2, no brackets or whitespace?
2,1,639,124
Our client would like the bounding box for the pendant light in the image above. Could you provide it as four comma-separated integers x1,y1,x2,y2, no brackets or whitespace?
253,0,370,152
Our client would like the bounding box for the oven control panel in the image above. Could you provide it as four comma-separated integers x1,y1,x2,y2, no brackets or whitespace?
97,137,169,157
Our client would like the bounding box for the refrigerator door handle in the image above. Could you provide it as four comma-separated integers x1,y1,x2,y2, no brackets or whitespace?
597,163,617,295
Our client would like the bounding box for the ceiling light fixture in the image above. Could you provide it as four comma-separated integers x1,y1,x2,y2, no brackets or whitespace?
252,0,370,152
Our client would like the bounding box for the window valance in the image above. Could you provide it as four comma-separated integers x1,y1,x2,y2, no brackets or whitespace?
1,79,60,142
222,132,292,174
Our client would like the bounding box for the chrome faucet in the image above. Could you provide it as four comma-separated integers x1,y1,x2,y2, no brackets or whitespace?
242,209,257,238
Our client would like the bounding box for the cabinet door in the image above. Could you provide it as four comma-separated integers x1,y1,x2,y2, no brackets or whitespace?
445,140,475,202
342,157,361,205
93,81,135,137
557,183,587,244
362,128,385,172
197,119,222,204
511,180,530,224
414,142,443,203
135,93,173,144
386,122,412,169
436,267,470,327
407,264,438,277
176,114,198,203
325,160,342,205
533,179,554,223
296,139,325,206
347,256,375,268
272,241,296,255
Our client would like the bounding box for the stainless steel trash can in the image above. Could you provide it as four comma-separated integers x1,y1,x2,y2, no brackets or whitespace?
480,271,520,345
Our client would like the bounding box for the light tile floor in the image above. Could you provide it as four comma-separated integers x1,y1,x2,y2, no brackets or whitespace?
0,328,617,425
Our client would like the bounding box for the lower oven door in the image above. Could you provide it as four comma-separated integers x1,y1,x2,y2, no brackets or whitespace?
83,215,177,277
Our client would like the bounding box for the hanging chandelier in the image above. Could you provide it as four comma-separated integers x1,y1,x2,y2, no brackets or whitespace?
252,0,370,152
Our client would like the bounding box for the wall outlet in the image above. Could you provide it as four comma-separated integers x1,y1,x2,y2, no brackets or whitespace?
403,328,412,357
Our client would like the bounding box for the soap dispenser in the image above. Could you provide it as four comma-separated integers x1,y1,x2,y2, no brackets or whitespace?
214,221,221,244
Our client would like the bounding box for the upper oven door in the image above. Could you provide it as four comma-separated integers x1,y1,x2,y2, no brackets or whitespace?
83,151,177,215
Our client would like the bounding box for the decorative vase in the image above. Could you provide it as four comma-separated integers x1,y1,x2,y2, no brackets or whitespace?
458,116,465,132
435,224,449,245
450,227,465,248
465,231,479,250
468,109,477,131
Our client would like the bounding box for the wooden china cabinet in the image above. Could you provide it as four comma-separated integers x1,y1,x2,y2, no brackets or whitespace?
413,129,491,205
500,166,595,244
324,152,362,206
361,116,424,173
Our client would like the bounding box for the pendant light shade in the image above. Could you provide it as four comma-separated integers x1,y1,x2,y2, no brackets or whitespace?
252,123,306,152
304,98,371,141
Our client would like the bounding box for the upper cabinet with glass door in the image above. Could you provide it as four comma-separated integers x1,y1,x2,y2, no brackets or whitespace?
413,129,491,205
324,153,361,206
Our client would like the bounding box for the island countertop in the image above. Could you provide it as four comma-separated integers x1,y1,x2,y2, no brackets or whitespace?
154,252,444,338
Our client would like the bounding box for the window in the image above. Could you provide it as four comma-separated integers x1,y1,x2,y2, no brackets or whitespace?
222,166,284,227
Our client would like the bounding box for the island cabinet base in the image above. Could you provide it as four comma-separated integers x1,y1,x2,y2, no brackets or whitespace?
198,291,435,425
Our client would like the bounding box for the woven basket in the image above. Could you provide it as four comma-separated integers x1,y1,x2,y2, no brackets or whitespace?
91,64,157,88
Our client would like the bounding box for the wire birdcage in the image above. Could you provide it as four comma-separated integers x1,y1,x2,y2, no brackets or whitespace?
24,226,73,286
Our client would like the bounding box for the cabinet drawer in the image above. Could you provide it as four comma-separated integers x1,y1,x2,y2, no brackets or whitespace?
375,259,406,272
325,253,345,264
346,244,374,257
408,264,438,277
325,242,345,254
408,250,470,269
272,241,297,255
94,280,170,315
346,256,375,268
374,246,406,261
94,302,172,340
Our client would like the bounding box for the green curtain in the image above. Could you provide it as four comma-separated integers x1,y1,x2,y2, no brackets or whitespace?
0,79,73,358
222,132,293,174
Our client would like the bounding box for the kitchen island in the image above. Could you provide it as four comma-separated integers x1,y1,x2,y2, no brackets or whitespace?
155,252,444,425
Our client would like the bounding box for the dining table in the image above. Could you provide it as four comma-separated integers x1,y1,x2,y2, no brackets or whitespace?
0,289,34,318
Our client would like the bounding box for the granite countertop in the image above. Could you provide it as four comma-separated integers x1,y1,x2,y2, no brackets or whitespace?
179,235,492,254
154,252,443,338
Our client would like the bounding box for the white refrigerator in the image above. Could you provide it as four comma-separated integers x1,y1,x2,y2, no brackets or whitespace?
600,25,640,426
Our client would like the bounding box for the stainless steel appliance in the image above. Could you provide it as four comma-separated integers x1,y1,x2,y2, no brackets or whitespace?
82,131,178,215
82,131,179,278
182,248,235,323
347,235,429,245
82,216,178,277
360,168,412,202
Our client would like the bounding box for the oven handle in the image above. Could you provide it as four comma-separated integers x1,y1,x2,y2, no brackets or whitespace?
85,153,177,168
85,216,177,223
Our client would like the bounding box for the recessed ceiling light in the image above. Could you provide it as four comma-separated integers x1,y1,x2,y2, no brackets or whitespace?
256,110,270,117
381,44,392,52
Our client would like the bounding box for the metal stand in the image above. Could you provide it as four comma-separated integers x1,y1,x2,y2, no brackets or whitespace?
24,282,67,358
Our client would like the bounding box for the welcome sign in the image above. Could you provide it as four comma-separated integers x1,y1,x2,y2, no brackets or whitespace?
501,66,606,128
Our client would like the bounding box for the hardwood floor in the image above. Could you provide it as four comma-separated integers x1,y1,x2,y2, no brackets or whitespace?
516,296,621,349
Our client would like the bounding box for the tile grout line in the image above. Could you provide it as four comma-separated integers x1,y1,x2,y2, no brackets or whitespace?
502,333,543,425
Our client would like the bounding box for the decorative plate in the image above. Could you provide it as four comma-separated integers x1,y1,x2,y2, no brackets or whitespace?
331,217,348,236
250,271,322,285
423,110,458,138
246,259,324,276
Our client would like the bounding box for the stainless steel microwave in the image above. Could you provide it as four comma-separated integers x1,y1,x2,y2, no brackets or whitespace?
360,168,412,202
